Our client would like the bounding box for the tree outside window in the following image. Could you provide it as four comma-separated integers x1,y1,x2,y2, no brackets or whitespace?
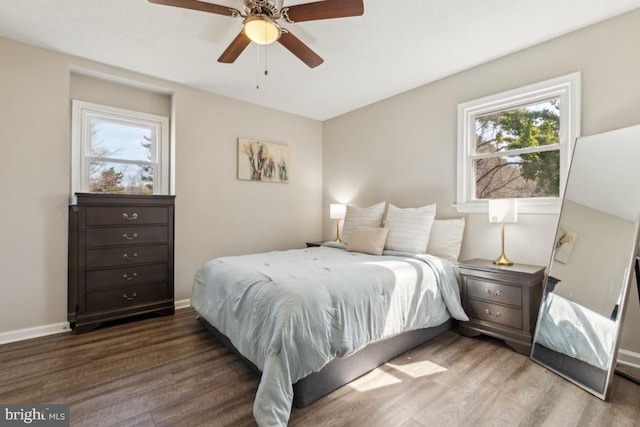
456,73,580,214
88,120,155,195
474,100,560,199
71,101,169,201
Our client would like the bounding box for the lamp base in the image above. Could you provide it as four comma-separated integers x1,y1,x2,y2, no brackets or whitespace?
493,222,513,266
334,219,342,243
493,253,513,266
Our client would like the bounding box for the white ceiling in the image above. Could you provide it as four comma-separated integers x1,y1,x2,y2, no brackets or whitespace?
1,0,639,120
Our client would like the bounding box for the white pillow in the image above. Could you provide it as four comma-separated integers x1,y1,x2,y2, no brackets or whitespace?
384,203,436,253
426,218,466,262
346,226,390,255
341,202,386,244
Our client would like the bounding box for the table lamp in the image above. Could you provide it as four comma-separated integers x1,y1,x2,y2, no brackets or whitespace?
488,199,518,266
329,204,346,243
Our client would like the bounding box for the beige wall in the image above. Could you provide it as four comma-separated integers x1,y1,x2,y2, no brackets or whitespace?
0,39,70,334
323,10,640,355
0,37,322,336
70,72,172,118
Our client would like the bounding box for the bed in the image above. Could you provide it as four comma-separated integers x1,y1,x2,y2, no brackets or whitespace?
191,203,468,426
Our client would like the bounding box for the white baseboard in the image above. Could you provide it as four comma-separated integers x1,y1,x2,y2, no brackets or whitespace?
175,298,191,310
617,348,640,368
1,300,192,345
0,322,72,345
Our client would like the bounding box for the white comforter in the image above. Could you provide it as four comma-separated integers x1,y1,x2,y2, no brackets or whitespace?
191,245,468,426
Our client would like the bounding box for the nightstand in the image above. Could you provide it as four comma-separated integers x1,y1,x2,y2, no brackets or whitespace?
457,258,545,355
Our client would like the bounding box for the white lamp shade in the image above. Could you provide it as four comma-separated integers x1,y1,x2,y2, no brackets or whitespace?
243,15,281,45
330,203,347,220
488,199,518,223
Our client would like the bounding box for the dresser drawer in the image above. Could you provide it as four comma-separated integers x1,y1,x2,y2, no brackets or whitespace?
466,278,522,307
86,245,168,269
86,226,168,247
85,282,170,312
86,206,169,226
467,299,522,330
85,264,168,291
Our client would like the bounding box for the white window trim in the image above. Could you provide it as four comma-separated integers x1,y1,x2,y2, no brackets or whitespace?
456,72,581,215
71,100,169,203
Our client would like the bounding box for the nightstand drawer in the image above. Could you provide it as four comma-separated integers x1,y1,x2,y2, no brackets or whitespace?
466,278,522,307
86,282,169,312
467,299,522,330
85,264,168,291
86,206,169,226
86,226,168,247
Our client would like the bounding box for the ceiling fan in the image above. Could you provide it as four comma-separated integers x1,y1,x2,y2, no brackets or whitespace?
148,0,365,68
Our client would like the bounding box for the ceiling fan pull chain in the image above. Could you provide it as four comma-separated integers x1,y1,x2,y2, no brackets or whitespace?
256,44,261,89
264,38,269,77
256,44,269,90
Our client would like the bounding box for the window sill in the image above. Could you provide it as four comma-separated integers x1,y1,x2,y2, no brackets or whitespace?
454,200,561,215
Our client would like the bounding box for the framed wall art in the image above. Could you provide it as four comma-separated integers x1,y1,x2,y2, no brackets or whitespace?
237,138,290,183
554,228,578,264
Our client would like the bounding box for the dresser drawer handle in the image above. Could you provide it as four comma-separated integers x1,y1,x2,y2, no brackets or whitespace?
485,308,502,318
123,292,137,301
123,253,138,260
485,288,502,297
123,233,138,240
122,212,138,220
123,273,138,281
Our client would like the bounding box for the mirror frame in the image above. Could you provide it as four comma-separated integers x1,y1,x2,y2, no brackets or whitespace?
530,125,640,400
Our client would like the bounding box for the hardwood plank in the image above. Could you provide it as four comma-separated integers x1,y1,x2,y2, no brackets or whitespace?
1,308,639,427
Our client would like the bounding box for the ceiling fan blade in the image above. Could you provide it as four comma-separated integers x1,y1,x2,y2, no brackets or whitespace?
148,0,238,17
284,0,364,23
278,31,324,68
218,32,251,63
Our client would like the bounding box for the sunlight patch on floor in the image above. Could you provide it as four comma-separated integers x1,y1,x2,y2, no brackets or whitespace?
348,368,402,392
387,359,447,378
347,359,447,392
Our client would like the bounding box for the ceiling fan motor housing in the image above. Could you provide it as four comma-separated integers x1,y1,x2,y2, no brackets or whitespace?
243,0,282,18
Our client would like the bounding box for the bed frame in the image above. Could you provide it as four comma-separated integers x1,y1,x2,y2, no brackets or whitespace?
200,316,458,408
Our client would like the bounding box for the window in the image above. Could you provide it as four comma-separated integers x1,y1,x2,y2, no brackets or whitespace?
71,101,169,200
456,72,580,214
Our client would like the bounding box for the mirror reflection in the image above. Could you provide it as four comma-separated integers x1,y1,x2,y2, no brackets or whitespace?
531,124,640,399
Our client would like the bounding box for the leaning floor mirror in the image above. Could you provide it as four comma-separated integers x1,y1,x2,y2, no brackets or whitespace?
531,124,640,399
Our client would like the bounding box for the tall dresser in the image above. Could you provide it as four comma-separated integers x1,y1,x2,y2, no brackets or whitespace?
68,193,175,333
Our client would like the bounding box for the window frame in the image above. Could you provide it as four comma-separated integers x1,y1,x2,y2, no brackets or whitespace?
71,100,169,202
456,72,581,214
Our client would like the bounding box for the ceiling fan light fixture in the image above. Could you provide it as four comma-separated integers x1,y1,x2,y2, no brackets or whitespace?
243,15,281,45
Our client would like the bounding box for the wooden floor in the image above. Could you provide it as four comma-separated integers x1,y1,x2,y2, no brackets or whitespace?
1,308,639,427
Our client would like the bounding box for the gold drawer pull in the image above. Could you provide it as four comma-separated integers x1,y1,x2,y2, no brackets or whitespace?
123,292,137,301
123,273,138,281
485,288,502,296
122,212,138,220
123,233,138,240
485,308,502,318
123,253,138,260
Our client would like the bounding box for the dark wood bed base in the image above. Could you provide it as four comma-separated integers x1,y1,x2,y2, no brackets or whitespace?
199,316,458,408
